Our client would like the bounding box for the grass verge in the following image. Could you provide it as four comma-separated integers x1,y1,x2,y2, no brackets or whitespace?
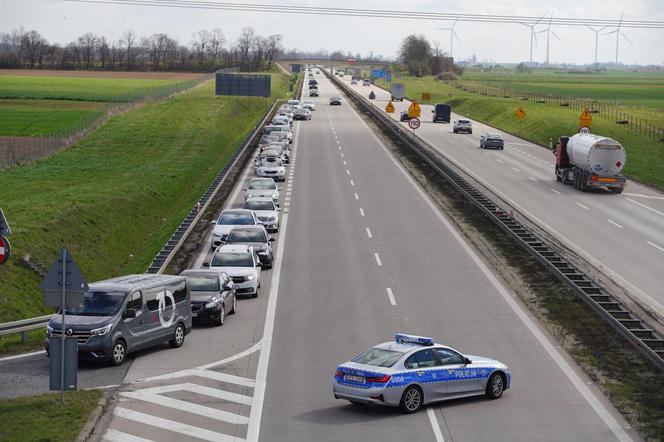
0,99,106,136
0,390,103,441
376,75,664,190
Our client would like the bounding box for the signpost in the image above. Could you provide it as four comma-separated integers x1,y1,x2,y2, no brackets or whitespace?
41,248,89,404
408,100,421,118
0,208,11,236
369,91,376,100
421,92,432,101
385,73,392,83
408,117,421,130
385,101,395,114
579,108,593,128
515,106,526,135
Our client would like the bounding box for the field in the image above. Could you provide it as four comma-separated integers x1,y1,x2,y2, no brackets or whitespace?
0,71,292,332
375,75,664,190
0,99,106,136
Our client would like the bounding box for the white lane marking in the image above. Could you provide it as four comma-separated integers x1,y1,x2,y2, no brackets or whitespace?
285,197,291,202
127,382,252,406
350,179,355,186
338,146,342,151
647,241,664,252
366,227,373,238
86,384,120,391
427,408,446,442
283,207,289,213
608,219,623,229
284,201,290,207
340,153,344,158
113,408,242,442
0,350,46,363
346,169,351,175
550,188,561,195
345,99,633,442
483,152,490,156
343,160,347,166
359,208,365,217
576,202,590,210
374,253,382,266
496,159,504,164
625,198,664,218
623,192,664,201
336,140,340,144
354,192,359,200
103,429,154,442
246,210,290,442
386,288,397,306
511,167,520,172
529,177,538,182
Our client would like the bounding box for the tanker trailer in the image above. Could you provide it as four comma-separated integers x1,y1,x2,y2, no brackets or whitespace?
554,133,627,193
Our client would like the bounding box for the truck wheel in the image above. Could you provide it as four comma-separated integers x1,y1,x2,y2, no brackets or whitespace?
609,187,624,194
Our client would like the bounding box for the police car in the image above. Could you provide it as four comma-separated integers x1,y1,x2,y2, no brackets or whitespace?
332,334,511,413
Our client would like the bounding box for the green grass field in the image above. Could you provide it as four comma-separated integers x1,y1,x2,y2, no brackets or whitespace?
0,72,292,327
0,99,106,136
376,75,664,189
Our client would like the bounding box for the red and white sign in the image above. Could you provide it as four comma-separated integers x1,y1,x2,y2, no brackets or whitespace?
0,235,10,265
408,117,421,130
579,126,591,134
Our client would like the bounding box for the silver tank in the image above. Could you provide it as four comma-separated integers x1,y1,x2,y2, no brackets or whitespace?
567,133,626,177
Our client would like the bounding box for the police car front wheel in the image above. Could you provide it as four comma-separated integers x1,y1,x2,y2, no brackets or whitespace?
486,372,504,399
400,385,423,413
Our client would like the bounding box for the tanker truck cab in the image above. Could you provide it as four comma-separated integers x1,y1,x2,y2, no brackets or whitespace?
555,134,627,194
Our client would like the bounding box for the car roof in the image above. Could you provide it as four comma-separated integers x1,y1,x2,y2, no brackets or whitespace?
244,196,276,203
89,274,185,292
373,340,450,354
485,132,502,137
180,269,225,278
217,244,253,253
229,225,267,234
220,209,253,216
249,177,276,183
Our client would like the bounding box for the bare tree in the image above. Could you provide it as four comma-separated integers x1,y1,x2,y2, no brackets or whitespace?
121,30,137,70
264,34,282,68
98,36,110,69
237,27,255,68
191,29,210,67
209,28,225,64
20,30,47,68
78,33,98,69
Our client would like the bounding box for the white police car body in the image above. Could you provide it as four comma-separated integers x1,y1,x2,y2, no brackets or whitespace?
332,334,511,413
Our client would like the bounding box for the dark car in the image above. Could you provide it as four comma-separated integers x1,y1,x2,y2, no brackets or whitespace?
223,226,275,268
181,269,236,326
400,111,412,122
432,103,451,123
330,96,342,105
480,133,505,150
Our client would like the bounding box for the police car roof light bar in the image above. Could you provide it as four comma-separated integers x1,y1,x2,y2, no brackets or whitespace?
395,334,434,346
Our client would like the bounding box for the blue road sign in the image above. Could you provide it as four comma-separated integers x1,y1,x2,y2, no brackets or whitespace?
385,73,392,83
371,69,385,78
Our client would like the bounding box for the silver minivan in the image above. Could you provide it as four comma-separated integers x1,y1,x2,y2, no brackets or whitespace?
46,274,192,366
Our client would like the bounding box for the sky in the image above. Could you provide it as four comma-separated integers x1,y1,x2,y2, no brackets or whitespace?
1,0,663,65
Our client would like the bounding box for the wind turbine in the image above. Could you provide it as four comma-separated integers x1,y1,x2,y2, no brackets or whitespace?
436,19,460,58
603,14,632,64
586,24,608,67
536,14,561,66
520,15,545,63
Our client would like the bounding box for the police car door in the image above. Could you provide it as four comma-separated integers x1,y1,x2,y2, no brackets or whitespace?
435,348,476,395
404,349,446,402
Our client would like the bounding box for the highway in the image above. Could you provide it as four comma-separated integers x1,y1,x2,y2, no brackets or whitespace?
0,70,639,442
340,76,664,323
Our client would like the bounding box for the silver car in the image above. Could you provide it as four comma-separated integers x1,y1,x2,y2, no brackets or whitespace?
244,177,280,206
332,334,511,413
243,197,279,232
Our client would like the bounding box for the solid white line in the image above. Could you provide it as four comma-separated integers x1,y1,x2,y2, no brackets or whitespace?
646,240,664,252
386,288,397,306
576,202,589,210
366,227,373,238
127,382,253,406
625,198,664,218
511,167,520,172
374,253,382,266
607,219,623,229
194,370,257,387
103,429,154,442
623,192,664,201
113,408,242,442
344,96,632,442
354,193,359,200
550,188,561,195
350,179,355,186
0,350,45,363
427,408,446,442
246,211,290,442
359,208,365,217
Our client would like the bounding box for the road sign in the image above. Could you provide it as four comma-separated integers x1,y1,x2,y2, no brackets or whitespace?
515,107,526,119
408,117,421,130
0,208,10,236
41,248,89,308
421,92,431,101
385,73,392,83
369,91,376,100
579,126,592,134
371,69,385,78
408,100,421,118
0,235,10,265
385,101,395,113
579,108,593,127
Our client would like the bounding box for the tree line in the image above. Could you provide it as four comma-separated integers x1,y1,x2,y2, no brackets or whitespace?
398,34,463,78
0,27,282,72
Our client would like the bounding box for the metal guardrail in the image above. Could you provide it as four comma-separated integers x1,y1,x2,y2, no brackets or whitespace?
328,71,664,371
0,314,54,343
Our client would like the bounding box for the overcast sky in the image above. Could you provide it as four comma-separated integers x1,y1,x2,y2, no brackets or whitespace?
1,0,663,65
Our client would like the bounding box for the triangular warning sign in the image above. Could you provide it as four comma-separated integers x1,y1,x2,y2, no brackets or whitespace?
41,248,89,294
408,100,421,118
385,101,395,113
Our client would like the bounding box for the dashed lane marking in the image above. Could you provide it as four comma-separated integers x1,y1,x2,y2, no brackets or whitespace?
576,202,589,210
646,241,664,253
608,219,623,229
550,189,561,195
354,193,359,200
359,208,365,217
386,288,397,306
366,227,372,238
374,253,382,266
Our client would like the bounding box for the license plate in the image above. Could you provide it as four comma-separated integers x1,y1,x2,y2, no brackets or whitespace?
192,313,197,318
344,374,365,383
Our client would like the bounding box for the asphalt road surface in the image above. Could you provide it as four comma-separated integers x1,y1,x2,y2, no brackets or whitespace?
341,76,664,324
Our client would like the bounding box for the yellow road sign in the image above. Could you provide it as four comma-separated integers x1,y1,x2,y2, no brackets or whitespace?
385,101,395,113
421,92,431,101
579,108,593,127
515,106,526,119
408,100,421,118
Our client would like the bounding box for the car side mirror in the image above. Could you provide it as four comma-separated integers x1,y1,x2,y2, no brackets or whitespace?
203,262,210,268
211,220,216,224
123,308,137,319
269,237,276,242
464,357,472,365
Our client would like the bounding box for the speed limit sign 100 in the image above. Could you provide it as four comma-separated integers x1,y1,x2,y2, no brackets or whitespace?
408,117,421,130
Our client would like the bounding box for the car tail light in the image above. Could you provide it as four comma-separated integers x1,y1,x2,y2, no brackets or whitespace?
335,370,344,377
366,375,391,383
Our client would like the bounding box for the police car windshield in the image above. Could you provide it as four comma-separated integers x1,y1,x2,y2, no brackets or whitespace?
64,291,126,316
212,253,253,267
352,347,403,368
187,276,220,292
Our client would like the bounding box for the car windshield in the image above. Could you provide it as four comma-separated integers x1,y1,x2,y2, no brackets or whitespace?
228,229,267,243
211,252,254,267
248,181,276,190
218,213,253,225
458,120,470,124
487,134,502,139
352,347,404,368
244,200,274,211
187,276,220,291
260,158,283,167
64,291,126,316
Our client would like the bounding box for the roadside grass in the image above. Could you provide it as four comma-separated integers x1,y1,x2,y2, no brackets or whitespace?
376,76,664,190
0,75,182,102
0,72,290,325
0,99,106,136
0,389,102,441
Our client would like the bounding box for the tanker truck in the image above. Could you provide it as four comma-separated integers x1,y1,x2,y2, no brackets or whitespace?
554,133,627,193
